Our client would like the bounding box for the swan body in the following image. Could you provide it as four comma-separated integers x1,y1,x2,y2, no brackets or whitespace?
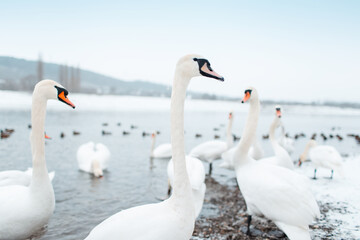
233,87,319,240
167,156,206,218
190,140,227,162
299,140,344,178
258,105,294,170
190,112,233,174
0,79,75,240
0,168,55,187
77,142,110,177
84,54,224,240
150,133,172,159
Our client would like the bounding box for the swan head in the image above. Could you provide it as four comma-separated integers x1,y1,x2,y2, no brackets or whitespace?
34,79,75,109
298,139,317,166
229,111,233,119
241,87,258,103
275,105,282,118
176,54,224,81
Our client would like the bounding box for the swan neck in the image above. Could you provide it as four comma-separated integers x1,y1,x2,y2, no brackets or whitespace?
226,116,234,148
150,136,156,155
269,116,281,149
301,141,313,159
170,71,192,203
30,90,50,189
234,99,260,167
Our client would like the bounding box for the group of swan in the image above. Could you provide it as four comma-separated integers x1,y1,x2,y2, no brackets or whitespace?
0,80,75,239
220,105,292,170
1,55,344,240
233,87,320,239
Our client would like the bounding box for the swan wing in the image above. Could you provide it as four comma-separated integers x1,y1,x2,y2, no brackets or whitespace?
310,145,343,169
153,143,172,158
77,142,96,172
84,201,194,240
237,163,320,227
190,141,227,162
0,170,31,187
95,143,111,170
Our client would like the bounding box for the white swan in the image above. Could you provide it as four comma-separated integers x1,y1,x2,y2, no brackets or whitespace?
167,156,206,218
0,168,55,187
189,111,233,175
233,87,319,240
0,79,75,240
259,105,294,170
84,54,224,240
298,140,344,179
77,142,110,177
150,132,172,159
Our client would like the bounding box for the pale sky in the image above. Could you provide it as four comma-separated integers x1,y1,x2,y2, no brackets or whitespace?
0,0,359,102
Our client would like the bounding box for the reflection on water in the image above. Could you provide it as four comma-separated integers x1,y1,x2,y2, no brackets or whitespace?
0,108,359,239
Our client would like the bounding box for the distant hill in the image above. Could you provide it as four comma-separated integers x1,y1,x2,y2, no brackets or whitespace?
0,56,172,96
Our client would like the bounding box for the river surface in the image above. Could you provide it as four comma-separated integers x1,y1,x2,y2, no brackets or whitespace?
1,99,360,239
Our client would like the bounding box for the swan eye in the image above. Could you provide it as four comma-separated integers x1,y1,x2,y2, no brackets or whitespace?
207,63,213,72
193,58,198,62
244,89,252,95
276,108,281,111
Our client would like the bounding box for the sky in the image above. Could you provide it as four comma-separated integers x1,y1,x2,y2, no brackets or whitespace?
0,0,359,102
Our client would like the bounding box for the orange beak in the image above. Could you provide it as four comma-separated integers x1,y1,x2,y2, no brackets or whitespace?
241,92,250,103
276,110,282,118
58,91,75,109
298,159,302,167
45,133,51,139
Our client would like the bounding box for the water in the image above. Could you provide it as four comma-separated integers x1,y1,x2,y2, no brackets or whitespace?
1,103,360,239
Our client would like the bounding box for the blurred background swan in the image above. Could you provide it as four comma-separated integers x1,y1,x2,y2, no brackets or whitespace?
77,142,110,177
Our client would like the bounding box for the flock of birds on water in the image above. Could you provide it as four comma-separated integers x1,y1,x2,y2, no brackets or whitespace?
0,54,354,240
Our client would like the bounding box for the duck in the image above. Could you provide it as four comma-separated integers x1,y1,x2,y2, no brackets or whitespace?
167,156,206,218
102,130,112,136
0,130,11,139
73,130,81,135
298,140,344,179
189,111,234,175
259,105,294,170
77,142,110,177
84,54,224,240
233,87,319,239
0,79,75,239
150,132,172,159
0,168,55,187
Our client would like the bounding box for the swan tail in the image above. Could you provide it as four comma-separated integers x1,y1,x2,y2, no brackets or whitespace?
274,222,311,240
